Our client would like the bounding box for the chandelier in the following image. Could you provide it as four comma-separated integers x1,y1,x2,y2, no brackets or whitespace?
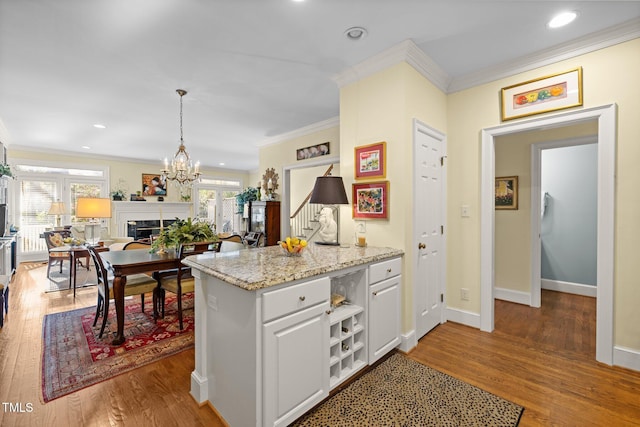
161,89,201,189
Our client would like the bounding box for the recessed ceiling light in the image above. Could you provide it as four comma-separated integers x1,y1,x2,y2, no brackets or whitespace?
93,124,106,129
81,145,91,150
548,11,577,29
344,26,368,41
219,162,225,166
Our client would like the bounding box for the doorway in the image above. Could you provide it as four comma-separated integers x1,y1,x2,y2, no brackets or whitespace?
480,104,616,365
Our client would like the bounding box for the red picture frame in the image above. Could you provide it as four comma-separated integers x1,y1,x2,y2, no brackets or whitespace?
352,181,389,220
354,142,386,180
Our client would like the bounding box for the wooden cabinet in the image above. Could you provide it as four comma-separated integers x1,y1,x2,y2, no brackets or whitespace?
249,201,280,246
262,276,330,427
368,258,402,364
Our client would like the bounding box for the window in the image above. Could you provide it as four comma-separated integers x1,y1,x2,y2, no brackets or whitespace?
13,161,108,261
195,177,241,234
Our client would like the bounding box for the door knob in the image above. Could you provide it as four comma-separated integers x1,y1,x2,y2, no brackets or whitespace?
418,242,426,249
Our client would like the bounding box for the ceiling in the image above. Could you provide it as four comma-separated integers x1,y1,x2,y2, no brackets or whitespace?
1,1,639,172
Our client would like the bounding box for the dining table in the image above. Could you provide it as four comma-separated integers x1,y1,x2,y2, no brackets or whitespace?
99,241,246,345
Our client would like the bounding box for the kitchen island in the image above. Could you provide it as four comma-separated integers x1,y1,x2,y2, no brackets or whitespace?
184,244,403,427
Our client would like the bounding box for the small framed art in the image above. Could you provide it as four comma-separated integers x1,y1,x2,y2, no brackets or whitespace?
352,181,389,219
355,141,386,180
500,67,583,121
495,176,518,210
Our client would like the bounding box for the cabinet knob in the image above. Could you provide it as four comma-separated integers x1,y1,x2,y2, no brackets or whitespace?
372,291,378,296
418,242,426,249
299,296,306,301
387,268,392,273
326,310,332,315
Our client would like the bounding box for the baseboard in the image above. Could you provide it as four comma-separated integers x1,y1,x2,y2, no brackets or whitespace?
613,346,640,372
541,279,596,297
494,287,531,305
400,329,417,353
445,307,480,329
190,371,209,404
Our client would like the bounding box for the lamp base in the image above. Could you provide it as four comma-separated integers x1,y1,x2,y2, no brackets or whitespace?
84,223,102,246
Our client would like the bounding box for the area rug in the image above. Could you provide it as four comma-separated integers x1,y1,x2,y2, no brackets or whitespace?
35,261,98,293
41,293,194,402
292,353,524,427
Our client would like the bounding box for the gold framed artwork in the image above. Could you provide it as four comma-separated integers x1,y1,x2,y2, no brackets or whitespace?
500,67,583,121
495,176,518,210
354,141,386,180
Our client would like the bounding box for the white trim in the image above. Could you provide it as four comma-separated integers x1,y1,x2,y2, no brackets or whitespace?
481,104,617,365
445,308,480,329
399,330,417,354
530,135,598,308
494,287,531,306
541,279,597,298
613,346,640,373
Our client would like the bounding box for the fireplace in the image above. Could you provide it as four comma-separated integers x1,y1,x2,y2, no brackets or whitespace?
111,202,192,237
127,219,177,240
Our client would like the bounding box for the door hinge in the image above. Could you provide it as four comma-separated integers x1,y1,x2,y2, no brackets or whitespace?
440,155,447,166
440,293,444,303
441,225,444,235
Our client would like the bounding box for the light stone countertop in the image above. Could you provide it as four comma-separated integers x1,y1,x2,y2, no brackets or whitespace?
183,244,404,291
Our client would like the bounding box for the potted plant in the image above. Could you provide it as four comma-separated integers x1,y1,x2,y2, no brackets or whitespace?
0,163,13,178
235,187,259,213
110,179,128,201
151,217,218,253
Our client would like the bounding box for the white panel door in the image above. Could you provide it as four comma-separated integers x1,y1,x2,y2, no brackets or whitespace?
414,122,446,340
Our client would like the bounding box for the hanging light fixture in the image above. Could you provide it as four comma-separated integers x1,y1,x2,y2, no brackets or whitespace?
161,89,201,190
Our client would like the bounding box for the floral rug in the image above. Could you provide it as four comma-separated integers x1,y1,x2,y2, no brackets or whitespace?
41,293,194,402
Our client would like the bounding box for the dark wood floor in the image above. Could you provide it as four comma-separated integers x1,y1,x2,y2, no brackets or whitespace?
1,262,639,426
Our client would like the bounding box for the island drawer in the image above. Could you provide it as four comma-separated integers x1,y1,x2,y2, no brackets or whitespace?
262,276,330,322
369,257,402,284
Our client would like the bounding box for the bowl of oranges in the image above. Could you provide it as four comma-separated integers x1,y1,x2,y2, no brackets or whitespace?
279,237,308,256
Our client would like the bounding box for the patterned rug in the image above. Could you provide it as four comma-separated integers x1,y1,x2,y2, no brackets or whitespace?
41,293,194,402
33,261,99,293
292,353,524,427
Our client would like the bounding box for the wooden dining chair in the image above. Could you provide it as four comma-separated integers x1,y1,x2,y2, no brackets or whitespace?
155,241,222,330
88,246,159,338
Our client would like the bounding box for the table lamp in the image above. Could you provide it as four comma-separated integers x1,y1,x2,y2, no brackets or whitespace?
309,176,349,246
48,201,67,230
76,197,111,245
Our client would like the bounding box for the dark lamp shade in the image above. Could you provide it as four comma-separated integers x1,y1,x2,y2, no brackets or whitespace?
309,176,349,205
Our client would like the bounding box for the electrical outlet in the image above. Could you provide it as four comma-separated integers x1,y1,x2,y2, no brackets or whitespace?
461,205,470,218
461,288,470,301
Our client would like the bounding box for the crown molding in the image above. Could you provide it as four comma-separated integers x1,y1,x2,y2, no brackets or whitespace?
257,116,340,147
448,17,640,93
332,18,640,96
332,39,450,93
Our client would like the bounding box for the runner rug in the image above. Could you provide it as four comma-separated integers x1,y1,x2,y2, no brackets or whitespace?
41,293,194,402
292,353,524,427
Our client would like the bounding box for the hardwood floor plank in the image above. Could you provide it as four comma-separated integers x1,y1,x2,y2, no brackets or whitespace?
2,263,639,426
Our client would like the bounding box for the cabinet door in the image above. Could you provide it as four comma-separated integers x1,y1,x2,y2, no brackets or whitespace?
368,276,401,363
263,302,329,427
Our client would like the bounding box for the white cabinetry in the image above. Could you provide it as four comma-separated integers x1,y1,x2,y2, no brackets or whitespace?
262,276,330,427
368,257,402,364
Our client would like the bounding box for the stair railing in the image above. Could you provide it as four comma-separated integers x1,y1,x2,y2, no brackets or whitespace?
289,164,334,239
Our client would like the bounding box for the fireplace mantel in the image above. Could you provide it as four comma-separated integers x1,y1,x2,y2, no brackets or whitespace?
111,201,193,237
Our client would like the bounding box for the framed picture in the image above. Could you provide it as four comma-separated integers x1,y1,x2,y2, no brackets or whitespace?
142,173,167,196
352,181,389,219
355,141,386,180
495,176,518,210
500,67,582,121
297,142,330,160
